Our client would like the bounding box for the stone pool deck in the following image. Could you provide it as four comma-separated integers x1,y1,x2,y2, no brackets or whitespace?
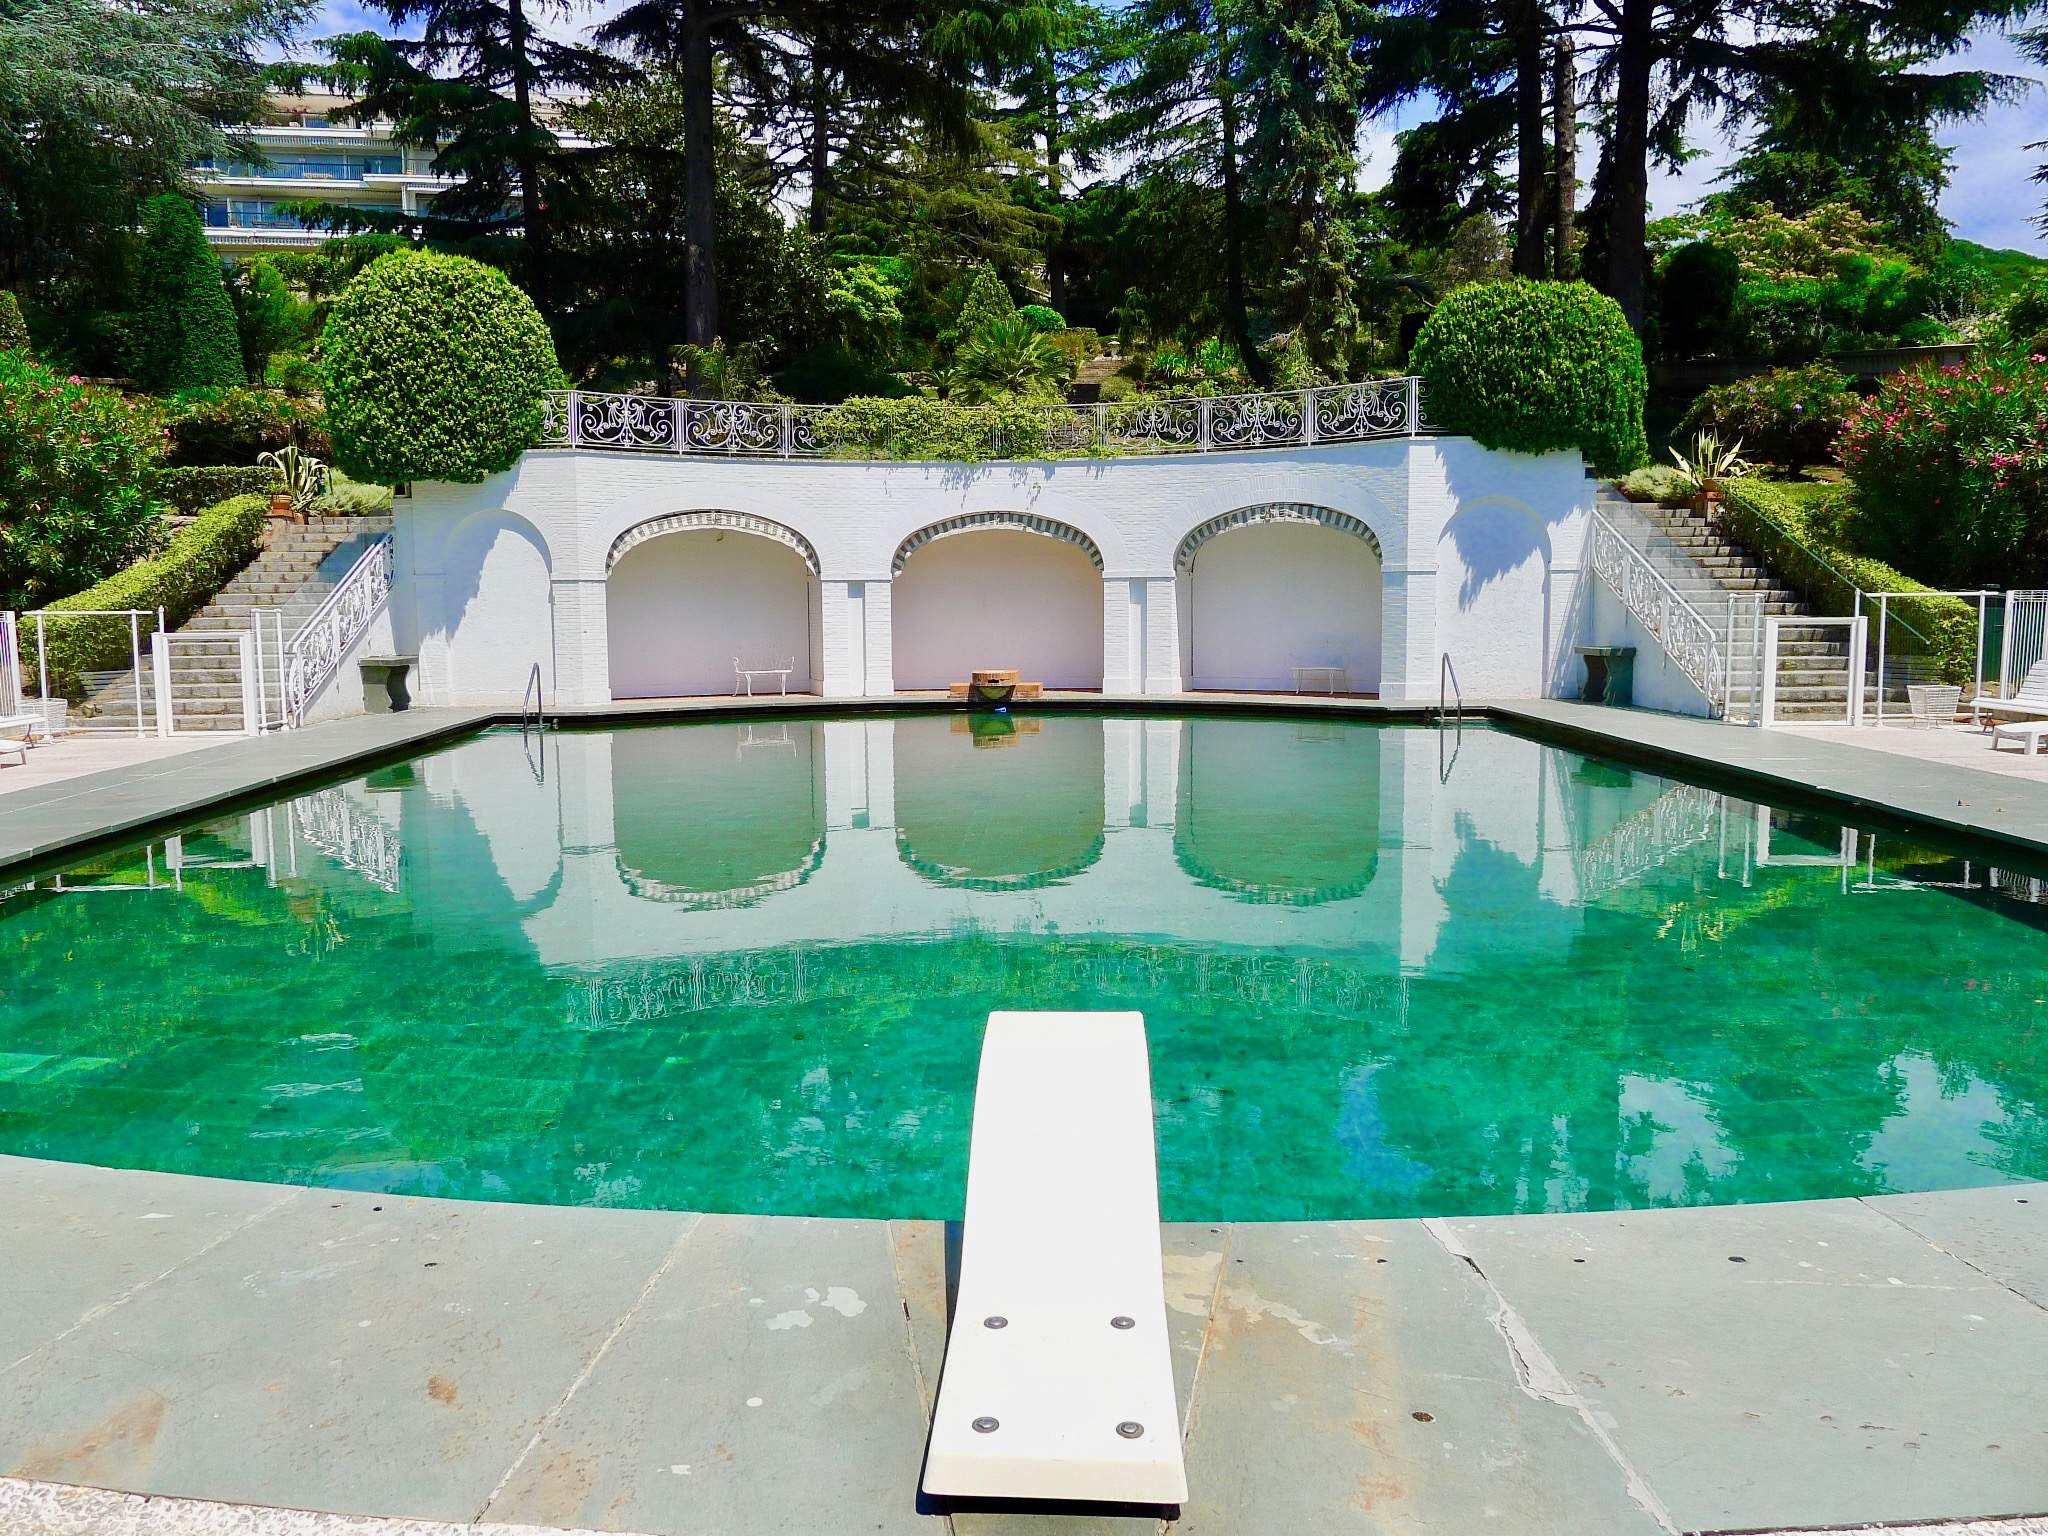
2,1155,2045,1535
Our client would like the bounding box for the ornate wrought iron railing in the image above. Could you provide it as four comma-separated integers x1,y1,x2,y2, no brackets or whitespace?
1586,509,1726,710
537,377,1430,460
290,786,401,892
283,534,393,726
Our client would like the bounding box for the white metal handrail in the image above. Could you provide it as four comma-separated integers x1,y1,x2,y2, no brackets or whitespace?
283,534,393,726
538,378,1430,460
1586,509,1725,711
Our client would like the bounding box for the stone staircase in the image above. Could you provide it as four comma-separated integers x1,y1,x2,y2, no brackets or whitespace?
1592,485,1905,722
75,515,393,734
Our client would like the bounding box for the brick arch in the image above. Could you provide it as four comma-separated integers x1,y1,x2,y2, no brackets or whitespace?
607,511,819,576
891,512,1103,576
1174,503,1383,573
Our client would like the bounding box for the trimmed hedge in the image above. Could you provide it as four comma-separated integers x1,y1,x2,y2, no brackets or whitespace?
819,396,1055,461
1718,479,1976,684
164,388,330,467
26,495,269,698
0,289,28,353
321,250,558,484
1412,279,1648,475
159,465,279,514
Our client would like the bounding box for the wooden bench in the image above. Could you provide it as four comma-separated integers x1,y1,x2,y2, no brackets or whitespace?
922,1012,1187,1507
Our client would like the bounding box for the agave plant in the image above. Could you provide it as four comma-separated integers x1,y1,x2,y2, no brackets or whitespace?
954,317,1069,404
1668,429,1752,498
257,442,329,512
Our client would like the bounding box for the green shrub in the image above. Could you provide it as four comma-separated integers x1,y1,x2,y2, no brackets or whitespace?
321,250,558,484
1837,351,2048,589
1412,279,1648,474
1097,373,1138,403
1045,328,1102,368
133,194,244,391
26,495,268,697
159,465,279,513
955,318,1070,403
231,259,312,383
1680,364,1859,467
1618,464,1690,504
818,395,1055,461
1195,337,1245,385
2003,274,2048,353
777,342,908,402
1017,304,1065,333
1731,278,1829,360
0,289,29,354
164,388,329,466
953,263,1017,345
1719,478,1976,683
0,352,164,612
309,472,393,516
1659,241,1740,358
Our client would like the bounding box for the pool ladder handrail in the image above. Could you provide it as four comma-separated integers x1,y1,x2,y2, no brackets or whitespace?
520,662,547,734
1438,652,1464,783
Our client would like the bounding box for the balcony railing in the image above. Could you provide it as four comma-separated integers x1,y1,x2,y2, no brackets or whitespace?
537,378,1431,461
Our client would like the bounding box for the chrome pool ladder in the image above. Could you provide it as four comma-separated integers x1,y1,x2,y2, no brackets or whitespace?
1438,652,1464,783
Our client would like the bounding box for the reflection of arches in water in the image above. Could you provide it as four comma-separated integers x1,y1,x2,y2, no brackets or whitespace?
892,713,1106,888
610,722,826,908
1173,718,1380,904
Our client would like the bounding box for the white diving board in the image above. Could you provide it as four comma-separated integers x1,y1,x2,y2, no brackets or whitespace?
922,1011,1188,1507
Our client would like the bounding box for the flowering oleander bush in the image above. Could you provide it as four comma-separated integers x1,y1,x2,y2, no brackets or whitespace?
1836,351,2048,588
0,352,165,612
322,250,559,484
1412,279,1648,474
1681,364,1860,467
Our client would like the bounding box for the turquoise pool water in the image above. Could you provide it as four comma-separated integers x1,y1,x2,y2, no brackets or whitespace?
2,713,2045,1221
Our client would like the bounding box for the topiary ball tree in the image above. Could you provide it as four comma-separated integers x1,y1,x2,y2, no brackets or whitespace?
134,195,244,390
321,250,559,485
1412,279,1649,475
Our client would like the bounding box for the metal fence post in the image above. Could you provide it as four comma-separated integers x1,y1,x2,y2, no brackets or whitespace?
151,631,174,738
566,390,582,448
130,611,146,737
1406,377,1420,435
780,404,794,458
237,630,258,736
1197,399,1212,452
1302,388,1317,445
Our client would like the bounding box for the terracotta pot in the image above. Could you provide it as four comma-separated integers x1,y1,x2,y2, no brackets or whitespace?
1691,489,1723,520
268,490,300,522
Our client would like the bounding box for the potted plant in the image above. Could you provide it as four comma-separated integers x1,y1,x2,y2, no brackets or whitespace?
1668,429,1752,517
257,442,329,522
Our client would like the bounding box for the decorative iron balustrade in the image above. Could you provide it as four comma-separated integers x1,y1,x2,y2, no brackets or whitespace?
283,535,393,727
1587,510,1725,710
1573,782,1727,903
290,787,401,891
537,377,1429,460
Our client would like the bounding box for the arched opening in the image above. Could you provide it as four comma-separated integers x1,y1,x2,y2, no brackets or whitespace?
891,520,1105,691
1176,506,1382,694
441,511,553,702
893,713,1105,888
611,721,825,908
606,515,821,699
1435,499,1551,699
1174,717,1379,903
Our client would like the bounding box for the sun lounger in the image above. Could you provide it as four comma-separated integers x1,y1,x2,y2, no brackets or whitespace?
922,1011,1187,1508
0,711,40,766
1977,659,2048,728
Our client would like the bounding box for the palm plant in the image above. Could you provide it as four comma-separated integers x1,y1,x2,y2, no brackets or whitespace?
954,318,1070,404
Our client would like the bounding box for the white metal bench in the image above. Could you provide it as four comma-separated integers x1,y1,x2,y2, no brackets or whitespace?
923,1011,1187,1507
731,656,795,697
1291,664,1348,695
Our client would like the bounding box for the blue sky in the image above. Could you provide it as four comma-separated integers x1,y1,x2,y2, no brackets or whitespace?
308,0,2047,254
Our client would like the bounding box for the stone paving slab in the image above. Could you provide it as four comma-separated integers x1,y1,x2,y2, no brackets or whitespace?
0,710,495,874
0,1182,692,1523
481,1214,933,1536
1865,1184,2048,1311
0,1161,299,1373
1445,1198,2048,1532
1493,699,2048,857
1173,1221,1663,1536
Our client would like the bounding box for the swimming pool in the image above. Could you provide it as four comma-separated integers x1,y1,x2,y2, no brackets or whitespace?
2,712,2044,1221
